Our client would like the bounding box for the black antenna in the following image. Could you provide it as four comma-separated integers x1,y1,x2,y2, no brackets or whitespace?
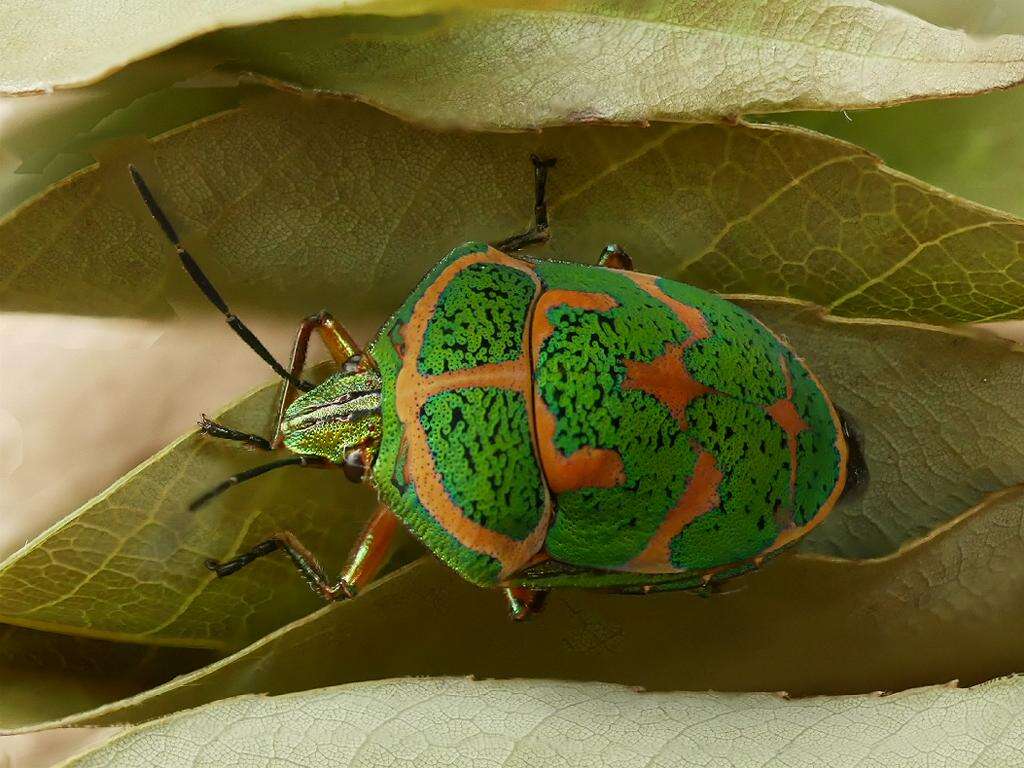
189,455,321,511
128,165,313,392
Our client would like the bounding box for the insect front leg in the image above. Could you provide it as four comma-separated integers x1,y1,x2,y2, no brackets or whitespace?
268,310,363,449
200,310,365,450
206,504,401,601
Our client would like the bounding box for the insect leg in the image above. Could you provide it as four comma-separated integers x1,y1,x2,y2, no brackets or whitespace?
197,311,364,451
503,586,549,621
492,155,557,253
205,505,400,602
206,531,350,600
338,504,401,592
597,244,634,271
269,310,363,448
197,414,273,451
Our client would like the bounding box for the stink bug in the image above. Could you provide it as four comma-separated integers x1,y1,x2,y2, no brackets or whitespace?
130,157,863,620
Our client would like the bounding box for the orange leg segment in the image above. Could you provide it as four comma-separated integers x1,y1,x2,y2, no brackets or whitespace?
206,504,400,601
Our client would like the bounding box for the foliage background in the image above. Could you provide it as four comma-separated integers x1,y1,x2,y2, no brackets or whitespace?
2,1,1024,765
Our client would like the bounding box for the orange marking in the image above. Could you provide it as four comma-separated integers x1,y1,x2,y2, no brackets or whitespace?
421,360,524,396
621,342,710,430
393,248,552,578
627,450,723,573
531,289,626,494
620,272,711,343
765,355,810,511
534,398,626,494
764,353,849,554
531,290,618,344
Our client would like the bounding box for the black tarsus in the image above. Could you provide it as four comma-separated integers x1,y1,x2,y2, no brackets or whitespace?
188,455,321,512
198,414,273,451
128,165,313,392
205,539,280,577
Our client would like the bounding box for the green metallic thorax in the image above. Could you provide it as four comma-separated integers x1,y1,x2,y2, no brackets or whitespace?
367,243,845,590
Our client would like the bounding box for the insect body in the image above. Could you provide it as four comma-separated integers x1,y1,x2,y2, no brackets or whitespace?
130,158,853,620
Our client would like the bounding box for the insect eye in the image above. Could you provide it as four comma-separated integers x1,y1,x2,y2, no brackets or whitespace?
342,448,366,483
342,354,363,374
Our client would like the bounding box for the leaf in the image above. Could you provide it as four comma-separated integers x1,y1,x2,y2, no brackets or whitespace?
0,624,217,730
200,2,1024,130
771,88,1024,221
6,0,1024,123
3,92,1024,324
58,676,1024,768
7,324,1024,731
1,297,1020,657
7,7,1024,222
0,0,431,95
742,300,1024,557
0,367,412,650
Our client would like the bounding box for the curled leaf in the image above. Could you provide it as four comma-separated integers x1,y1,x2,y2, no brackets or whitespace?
3,93,1024,324
0,624,216,731
0,369,395,650
7,422,1023,730
59,676,1024,768
6,0,1024,127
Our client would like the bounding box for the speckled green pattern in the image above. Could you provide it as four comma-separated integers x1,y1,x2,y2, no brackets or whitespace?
788,352,842,525
669,395,788,568
369,243,504,586
421,388,545,540
384,242,490,342
656,279,786,404
531,261,843,577
369,246,842,590
533,261,701,567
418,263,534,375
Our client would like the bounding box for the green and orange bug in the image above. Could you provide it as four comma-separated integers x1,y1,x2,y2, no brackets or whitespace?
130,157,864,620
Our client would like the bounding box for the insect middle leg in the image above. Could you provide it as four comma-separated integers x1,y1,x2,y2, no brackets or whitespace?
493,155,557,253
503,586,549,621
206,504,401,601
597,244,634,271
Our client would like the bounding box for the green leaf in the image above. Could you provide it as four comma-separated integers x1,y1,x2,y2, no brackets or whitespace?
2,92,1024,324
4,306,1022,731
58,675,1024,768
0,367,412,650
770,88,1024,221
0,624,217,730
7,1,1024,122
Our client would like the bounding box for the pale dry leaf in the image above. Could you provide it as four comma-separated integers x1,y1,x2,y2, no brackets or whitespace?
5,0,1024,129
59,677,1024,768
